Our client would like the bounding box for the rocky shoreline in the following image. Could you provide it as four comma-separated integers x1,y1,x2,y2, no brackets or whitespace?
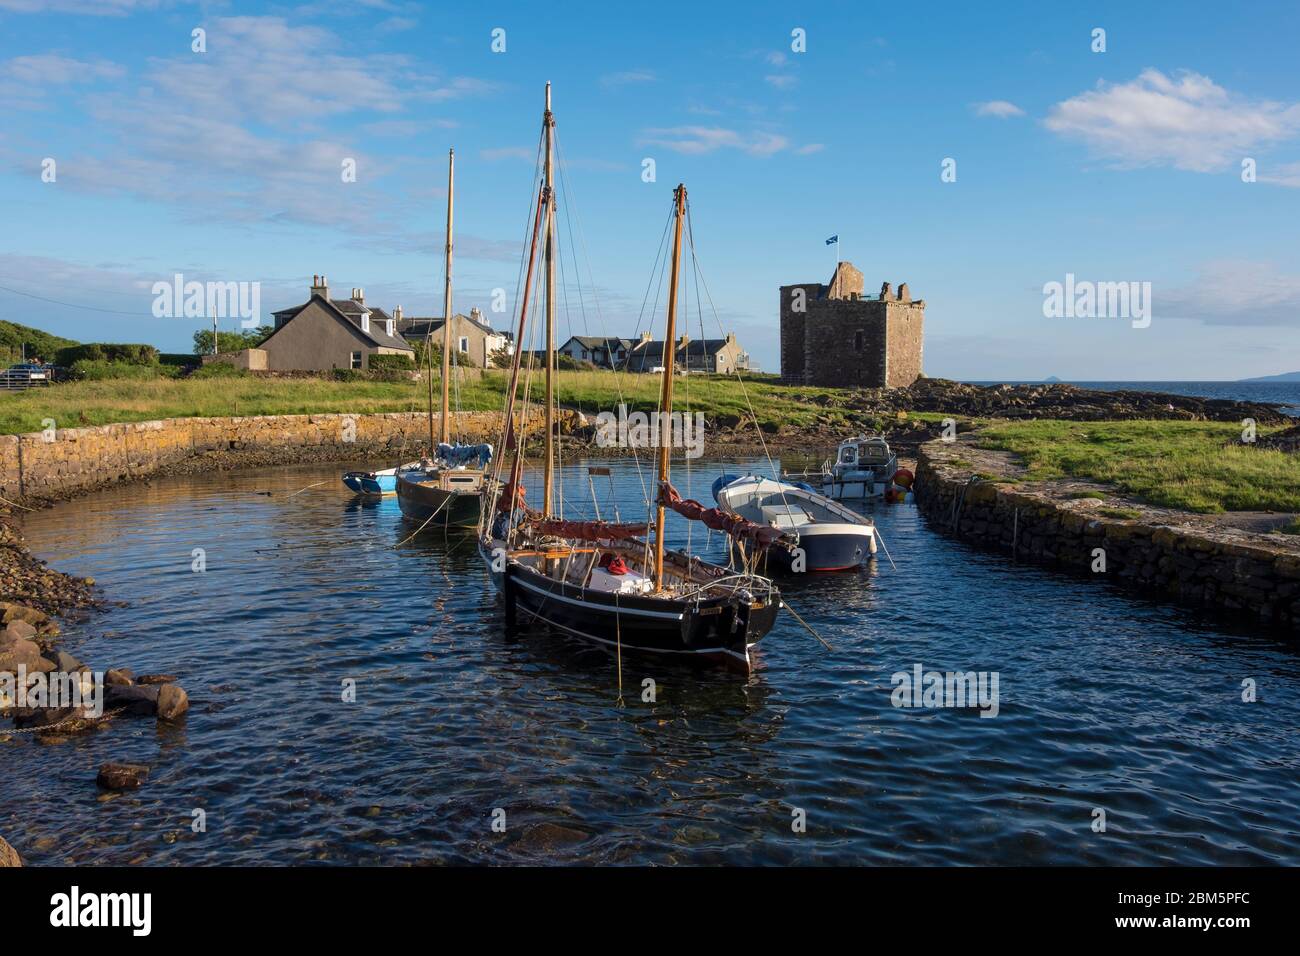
1,512,191,867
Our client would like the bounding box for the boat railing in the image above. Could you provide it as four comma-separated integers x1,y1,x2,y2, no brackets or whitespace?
678,572,779,604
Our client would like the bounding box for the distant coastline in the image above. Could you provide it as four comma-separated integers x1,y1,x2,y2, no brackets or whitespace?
964,379,1300,415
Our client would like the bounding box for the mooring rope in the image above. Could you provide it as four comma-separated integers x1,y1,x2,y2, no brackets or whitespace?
393,491,454,547
280,480,331,500
783,600,833,651
0,494,38,512
873,523,898,571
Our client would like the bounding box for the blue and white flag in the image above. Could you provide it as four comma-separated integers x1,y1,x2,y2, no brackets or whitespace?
825,235,838,245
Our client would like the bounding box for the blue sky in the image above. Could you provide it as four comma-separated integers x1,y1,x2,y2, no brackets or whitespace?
1,0,1297,379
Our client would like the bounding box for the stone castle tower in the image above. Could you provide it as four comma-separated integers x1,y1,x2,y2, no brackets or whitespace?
779,261,924,388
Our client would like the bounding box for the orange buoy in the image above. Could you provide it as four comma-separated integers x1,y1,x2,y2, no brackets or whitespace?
892,468,915,489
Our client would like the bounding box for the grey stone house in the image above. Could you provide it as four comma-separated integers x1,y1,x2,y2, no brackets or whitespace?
261,276,415,371
624,332,749,373
779,261,924,388
558,336,635,368
398,306,511,368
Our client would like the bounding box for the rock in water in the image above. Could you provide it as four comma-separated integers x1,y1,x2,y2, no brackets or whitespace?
97,763,149,791
157,684,189,721
0,836,21,867
2,619,38,642
13,707,76,730
105,684,160,716
104,668,134,687
136,674,177,685
53,651,84,673
0,603,49,627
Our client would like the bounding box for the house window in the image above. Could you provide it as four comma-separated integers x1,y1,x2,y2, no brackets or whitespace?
350,351,363,369
458,336,469,354
361,314,370,333
854,330,864,352
386,319,395,337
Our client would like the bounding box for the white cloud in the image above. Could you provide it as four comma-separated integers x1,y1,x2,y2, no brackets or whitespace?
765,74,797,90
1260,160,1300,188
0,0,165,12
480,146,535,162
639,126,789,156
0,16,502,250
0,54,124,84
600,70,655,88
1045,68,1300,173
0,53,125,108
973,100,1024,119
1161,260,1300,326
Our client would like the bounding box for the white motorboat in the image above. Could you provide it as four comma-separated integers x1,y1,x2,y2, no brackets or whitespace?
713,475,877,571
818,435,899,500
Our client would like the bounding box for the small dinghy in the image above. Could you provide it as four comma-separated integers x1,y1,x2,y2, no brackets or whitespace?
342,466,403,496
713,474,877,572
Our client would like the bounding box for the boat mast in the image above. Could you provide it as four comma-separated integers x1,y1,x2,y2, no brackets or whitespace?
653,184,686,591
439,147,455,447
542,82,557,517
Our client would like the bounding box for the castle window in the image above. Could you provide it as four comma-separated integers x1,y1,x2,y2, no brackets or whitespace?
854,330,864,352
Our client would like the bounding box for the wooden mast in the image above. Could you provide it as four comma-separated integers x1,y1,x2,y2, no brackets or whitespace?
542,82,556,518
439,147,454,447
653,184,686,591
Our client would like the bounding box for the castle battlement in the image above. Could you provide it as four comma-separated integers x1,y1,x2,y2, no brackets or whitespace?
779,261,924,388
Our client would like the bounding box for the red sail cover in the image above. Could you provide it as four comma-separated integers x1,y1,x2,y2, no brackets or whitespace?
656,481,787,548
525,518,649,541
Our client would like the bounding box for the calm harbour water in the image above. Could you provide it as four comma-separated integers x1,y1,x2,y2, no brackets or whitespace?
4,456,1299,866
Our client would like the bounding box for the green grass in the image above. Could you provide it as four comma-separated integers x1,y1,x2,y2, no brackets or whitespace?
978,419,1300,513
0,369,872,435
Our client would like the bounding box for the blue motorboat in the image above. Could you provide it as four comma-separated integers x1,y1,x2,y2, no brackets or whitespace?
342,466,400,496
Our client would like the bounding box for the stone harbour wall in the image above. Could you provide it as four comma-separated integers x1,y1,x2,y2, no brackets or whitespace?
0,410,551,504
915,439,1300,631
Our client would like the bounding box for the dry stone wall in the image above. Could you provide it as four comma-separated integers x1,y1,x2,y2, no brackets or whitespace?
1,411,545,504
915,438,1300,631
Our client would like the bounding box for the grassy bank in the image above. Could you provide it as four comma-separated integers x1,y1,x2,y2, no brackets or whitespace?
0,370,885,435
977,419,1300,513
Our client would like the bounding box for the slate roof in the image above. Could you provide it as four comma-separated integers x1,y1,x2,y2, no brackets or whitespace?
398,312,508,342
265,294,413,352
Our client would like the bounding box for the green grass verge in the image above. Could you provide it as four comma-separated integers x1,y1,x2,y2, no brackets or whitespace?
0,370,884,436
977,419,1300,513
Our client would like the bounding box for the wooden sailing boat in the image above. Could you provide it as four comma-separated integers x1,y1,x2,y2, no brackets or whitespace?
396,147,493,528
477,86,786,674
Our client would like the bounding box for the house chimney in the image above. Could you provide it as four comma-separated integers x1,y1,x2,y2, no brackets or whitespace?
470,306,485,326
677,334,690,348
726,331,736,344
639,331,652,344
394,305,403,323
898,282,911,303
352,287,364,303
311,274,329,298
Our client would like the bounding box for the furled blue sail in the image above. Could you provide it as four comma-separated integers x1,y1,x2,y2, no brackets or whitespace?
437,442,493,467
